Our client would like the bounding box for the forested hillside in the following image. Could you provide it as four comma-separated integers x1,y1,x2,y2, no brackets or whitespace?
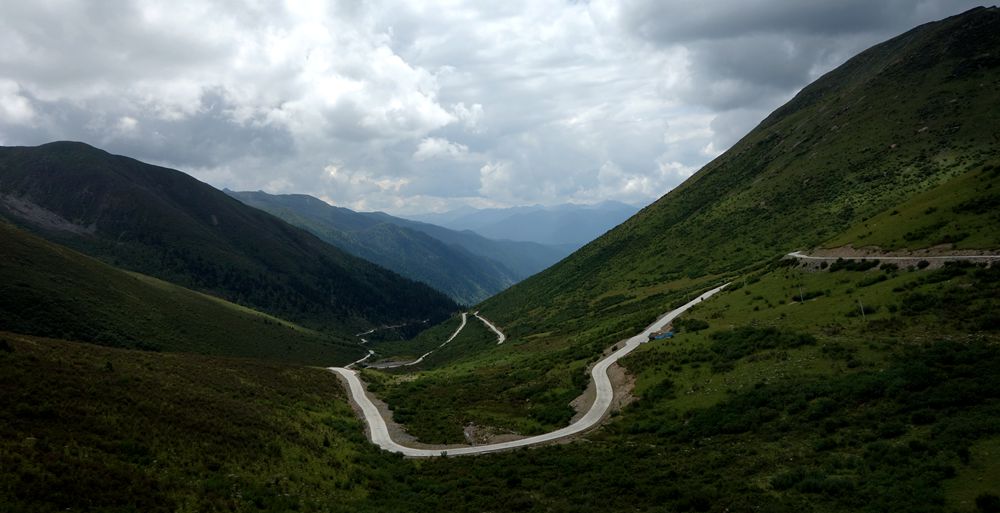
228,190,518,305
0,142,457,333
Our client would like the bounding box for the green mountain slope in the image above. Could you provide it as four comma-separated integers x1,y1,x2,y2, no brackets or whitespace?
0,142,456,333
227,190,518,305
0,332,379,512
0,221,363,365
5,264,1000,510
826,164,1000,250
483,5,1000,335
368,7,1000,443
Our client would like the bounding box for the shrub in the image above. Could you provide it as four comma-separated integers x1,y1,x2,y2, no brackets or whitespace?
829,258,880,272
675,318,709,332
977,493,1000,513
858,274,888,287
709,327,816,364
900,293,936,315
771,468,806,491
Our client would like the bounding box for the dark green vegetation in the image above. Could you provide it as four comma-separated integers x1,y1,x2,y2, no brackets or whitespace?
0,332,391,512
227,190,518,305
0,142,456,334
4,264,999,512
0,221,362,365
359,312,585,442
364,313,466,361
367,6,1000,442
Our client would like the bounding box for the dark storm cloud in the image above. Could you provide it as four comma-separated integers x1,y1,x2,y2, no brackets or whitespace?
613,1,988,147
620,0,906,43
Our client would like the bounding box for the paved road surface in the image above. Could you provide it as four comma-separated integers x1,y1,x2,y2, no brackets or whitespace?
474,312,506,344
788,250,1000,262
329,284,728,457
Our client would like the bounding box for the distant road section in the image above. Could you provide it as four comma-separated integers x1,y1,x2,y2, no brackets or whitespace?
368,312,468,369
329,283,728,457
347,350,375,368
474,312,506,344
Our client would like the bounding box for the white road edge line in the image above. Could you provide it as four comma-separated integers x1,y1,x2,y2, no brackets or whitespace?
329,283,728,457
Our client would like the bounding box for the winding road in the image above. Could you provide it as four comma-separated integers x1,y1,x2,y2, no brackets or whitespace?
329,284,728,457
370,312,468,369
474,311,506,344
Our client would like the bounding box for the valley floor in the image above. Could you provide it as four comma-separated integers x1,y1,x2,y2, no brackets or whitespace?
329,285,726,456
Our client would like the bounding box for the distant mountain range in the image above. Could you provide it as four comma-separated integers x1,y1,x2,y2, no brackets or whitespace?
226,190,571,305
405,201,640,248
227,191,513,305
0,142,456,336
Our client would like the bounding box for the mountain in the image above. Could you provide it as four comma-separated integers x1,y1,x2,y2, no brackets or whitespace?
4,8,1000,513
226,190,518,305
362,211,571,279
406,201,639,248
0,142,456,334
480,6,1000,333
0,220,363,365
366,4,1000,484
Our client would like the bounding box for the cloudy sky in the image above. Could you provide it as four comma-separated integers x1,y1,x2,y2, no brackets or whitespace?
0,1,987,214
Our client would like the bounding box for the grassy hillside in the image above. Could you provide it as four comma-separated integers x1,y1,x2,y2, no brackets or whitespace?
5,244,998,512
5,8,1000,513
364,7,1000,443
228,191,517,305
0,221,364,365
826,165,1000,249
0,142,457,333
0,333,393,512
483,6,1000,332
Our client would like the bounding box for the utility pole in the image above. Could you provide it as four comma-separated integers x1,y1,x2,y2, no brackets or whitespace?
858,298,866,322
798,285,805,304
